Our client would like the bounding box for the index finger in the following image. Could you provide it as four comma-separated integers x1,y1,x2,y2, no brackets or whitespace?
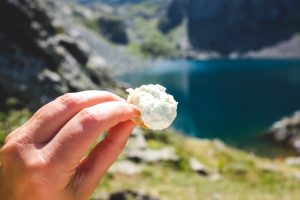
42,101,139,172
10,91,125,144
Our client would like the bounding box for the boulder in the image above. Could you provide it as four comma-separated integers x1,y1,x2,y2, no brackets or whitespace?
109,160,141,176
109,190,159,200
126,128,148,151
126,147,179,163
266,111,300,153
91,192,108,200
209,173,223,182
256,162,280,173
285,157,300,167
189,157,211,176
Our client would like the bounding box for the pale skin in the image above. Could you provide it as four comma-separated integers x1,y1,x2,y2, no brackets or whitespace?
0,91,140,200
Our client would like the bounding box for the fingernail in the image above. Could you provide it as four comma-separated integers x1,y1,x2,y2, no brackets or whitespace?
132,106,141,117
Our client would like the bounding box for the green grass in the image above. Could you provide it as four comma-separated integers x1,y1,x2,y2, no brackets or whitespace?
126,17,180,58
84,18,99,32
123,1,161,20
93,129,300,200
0,98,32,145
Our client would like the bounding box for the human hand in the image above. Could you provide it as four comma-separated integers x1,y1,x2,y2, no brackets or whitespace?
0,91,139,200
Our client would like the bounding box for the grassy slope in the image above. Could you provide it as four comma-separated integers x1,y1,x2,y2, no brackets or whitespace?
124,2,185,58
0,102,299,200
81,1,184,58
96,130,300,200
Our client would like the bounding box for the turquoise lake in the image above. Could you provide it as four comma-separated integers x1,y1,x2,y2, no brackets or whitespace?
118,59,300,156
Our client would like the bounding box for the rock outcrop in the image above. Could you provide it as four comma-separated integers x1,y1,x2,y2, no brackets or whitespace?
160,0,300,55
0,0,120,109
158,0,187,33
266,111,300,153
109,190,159,200
98,15,129,45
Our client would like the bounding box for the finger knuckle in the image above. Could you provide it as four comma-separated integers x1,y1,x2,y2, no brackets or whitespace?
78,108,100,125
0,143,25,172
0,142,21,160
58,93,81,109
1,142,46,169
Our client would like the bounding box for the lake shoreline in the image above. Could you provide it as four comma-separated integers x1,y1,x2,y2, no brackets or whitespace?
117,59,300,157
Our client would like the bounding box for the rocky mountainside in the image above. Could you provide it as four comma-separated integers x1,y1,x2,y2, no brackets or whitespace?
0,0,135,109
160,0,300,56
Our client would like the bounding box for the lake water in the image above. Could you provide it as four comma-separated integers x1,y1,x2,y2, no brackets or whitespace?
118,59,300,157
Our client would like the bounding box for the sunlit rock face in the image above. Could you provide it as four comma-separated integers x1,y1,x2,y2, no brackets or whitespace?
127,84,178,130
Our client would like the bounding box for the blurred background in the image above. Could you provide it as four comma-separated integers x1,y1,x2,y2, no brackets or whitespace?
1,0,300,199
